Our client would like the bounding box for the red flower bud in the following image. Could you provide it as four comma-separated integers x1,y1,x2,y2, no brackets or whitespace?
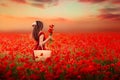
40,53,43,56
49,24,54,28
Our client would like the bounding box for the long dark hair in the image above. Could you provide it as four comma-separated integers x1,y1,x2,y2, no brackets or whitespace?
32,21,43,42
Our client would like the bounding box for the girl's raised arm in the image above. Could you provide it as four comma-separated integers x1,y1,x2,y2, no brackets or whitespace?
39,34,51,49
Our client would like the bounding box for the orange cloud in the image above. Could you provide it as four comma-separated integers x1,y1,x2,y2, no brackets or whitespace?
32,0,57,3
0,15,72,32
49,17,71,22
0,15,38,32
30,3,44,8
0,3,8,7
78,0,107,3
99,6,120,21
10,0,59,8
112,0,120,4
30,0,59,8
100,7,120,12
98,13,120,21
11,0,27,4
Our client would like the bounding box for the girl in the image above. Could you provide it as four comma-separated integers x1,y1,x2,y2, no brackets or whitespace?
32,21,52,50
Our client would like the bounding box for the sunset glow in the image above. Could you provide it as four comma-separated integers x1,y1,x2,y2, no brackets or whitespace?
0,0,120,32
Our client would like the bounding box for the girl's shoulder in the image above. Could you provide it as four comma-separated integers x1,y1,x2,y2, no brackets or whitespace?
38,31,45,37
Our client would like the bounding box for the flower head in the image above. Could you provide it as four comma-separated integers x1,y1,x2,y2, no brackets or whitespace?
48,24,54,35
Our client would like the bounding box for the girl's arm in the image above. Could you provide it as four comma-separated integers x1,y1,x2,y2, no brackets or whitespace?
39,34,51,47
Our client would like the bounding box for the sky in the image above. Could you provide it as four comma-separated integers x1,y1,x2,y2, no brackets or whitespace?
0,0,120,32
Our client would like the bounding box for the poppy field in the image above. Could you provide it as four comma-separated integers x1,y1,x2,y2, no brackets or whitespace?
0,32,120,80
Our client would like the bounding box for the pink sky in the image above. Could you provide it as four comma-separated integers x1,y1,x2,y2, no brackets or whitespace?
0,0,120,32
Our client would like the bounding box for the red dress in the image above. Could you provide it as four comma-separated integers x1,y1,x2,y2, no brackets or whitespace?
33,31,46,60
34,31,46,50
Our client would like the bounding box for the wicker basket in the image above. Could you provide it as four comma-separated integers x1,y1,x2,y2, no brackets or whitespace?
34,50,51,61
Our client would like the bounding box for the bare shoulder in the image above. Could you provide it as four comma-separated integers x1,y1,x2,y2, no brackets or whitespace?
39,34,44,38
39,31,45,36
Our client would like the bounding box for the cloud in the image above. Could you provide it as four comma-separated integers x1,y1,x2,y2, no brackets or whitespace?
10,0,59,8
32,0,55,3
30,3,44,8
0,3,8,7
78,0,120,21
98,6,120,21
30,0,59,8
50,17,70,22
78,0,120,4
100,7,120,13
78,0,107,3
11,0,27,4
112,0,120,4
11,0,45,8
98,13,120,21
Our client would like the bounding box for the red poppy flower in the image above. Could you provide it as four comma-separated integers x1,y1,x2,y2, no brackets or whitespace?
48,28,53,34
40,53,43,56
48,25,54,35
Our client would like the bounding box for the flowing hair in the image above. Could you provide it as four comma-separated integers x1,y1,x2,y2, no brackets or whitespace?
32,21,43,42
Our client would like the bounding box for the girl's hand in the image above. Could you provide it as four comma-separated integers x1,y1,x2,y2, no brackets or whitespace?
49,35,52,39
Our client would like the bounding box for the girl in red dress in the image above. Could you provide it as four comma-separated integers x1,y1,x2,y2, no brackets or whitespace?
32,21,52,59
